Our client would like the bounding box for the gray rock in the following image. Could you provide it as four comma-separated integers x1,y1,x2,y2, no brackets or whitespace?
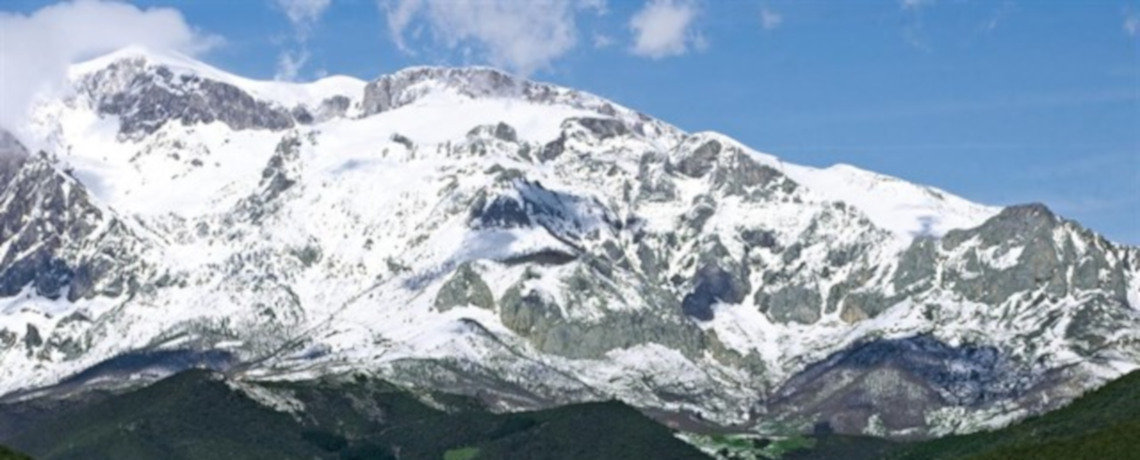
466,122,518,143
675,140,721,178
1064,294,1133,357
470,195,532,229
893,237,937,294
82,59,296,136
363,67,521,115
435,263,496,311
24,324,42,349
258,136,301,202
571,117,628,140
361,67,628,119
681,238,751,321
710,151,787,197
939,203,1127,307
391,133,414,150
683,195,717,232
0,155,147,301
757,285,822,325
636,242,664,283
839,291,892,323
314,95,351,121
540,133,566,162
740,229,778,250
499,267,705,359
0,328,15,349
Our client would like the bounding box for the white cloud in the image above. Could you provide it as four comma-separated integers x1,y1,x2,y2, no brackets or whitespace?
760,7,782,31
384,0,423,52
1126,11,1139,36
274,0,332,81
0,0,219,141
277,0,332,38
275,49,310,81
629,0,701,59
381,0,603,76
593,33,615,48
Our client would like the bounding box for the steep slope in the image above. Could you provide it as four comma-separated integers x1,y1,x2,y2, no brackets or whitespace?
0,47,1136,441
893,368,1140,459
782,369,1140,459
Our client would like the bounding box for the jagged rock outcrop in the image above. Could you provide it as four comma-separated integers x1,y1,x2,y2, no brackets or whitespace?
434,262,495,311
0,138,149,301
1,50,1136,444
78,57,296,136
361,67,628,119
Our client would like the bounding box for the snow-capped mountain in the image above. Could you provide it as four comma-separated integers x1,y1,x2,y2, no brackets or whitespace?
1,47,1137,439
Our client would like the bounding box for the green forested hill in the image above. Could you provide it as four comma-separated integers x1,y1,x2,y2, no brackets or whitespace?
0,445,30,460
5,369,1139,459
4,370,704,460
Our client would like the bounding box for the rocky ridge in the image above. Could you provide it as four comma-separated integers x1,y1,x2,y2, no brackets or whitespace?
0,48,1136,441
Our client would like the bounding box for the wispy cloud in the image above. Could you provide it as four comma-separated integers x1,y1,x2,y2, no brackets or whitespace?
900,0,933,11
979,1,1014,33
759,7,782,31
276,49,310,82
278,0,331,39
0,0,219,143
593,33,614,48
897,0,939,50
380,0,604,76
629,0,703,59
1126,9,1139,36
274,0,331,80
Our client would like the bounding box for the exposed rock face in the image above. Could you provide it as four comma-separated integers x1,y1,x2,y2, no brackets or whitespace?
572,117,629,140
499,267,704,360
3,54,1138,444
0,149,149,301
938,204,1129,308
78,57,297,136
361,67,632,119
259,136,302,202
758,286,822,325
312,95,352,122
466,122,518,144
682,238,751,321
770,335,1033,438
434,262,495,311
469,179,617,245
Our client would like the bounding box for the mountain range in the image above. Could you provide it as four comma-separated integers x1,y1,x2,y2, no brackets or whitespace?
0,47,1137,446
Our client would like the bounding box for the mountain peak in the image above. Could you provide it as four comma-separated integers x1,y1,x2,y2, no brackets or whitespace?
68,47,367,110
4,42,1138,444
69,46,220,82
360,64,637,124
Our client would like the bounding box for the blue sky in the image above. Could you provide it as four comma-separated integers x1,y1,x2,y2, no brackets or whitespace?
3,0,1139,243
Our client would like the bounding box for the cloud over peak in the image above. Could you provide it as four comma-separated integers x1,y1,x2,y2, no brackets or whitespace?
273,0,332,81
382,0,604,76
0,0,218,141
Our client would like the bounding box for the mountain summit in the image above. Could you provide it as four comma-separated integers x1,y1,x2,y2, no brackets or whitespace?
1,48,1137,439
